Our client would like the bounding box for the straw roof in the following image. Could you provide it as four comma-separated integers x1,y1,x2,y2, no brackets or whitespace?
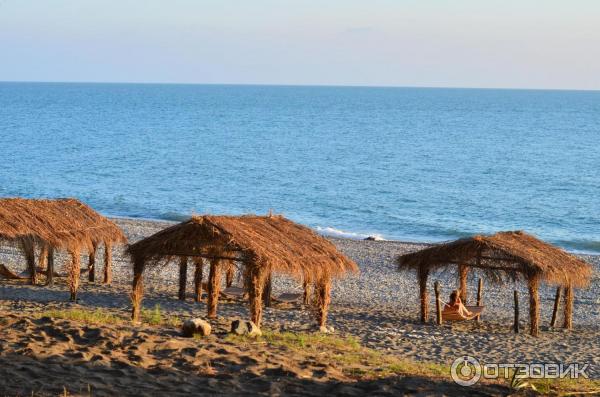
0,198,127,252
128,215,358,280
397,231,592,288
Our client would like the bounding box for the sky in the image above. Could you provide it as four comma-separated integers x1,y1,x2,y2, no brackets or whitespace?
0,0,599,90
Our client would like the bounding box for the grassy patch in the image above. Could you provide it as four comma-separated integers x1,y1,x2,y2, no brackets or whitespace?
527,377,600,396
226,330,600,395
140,304,181,327
226,330,447,379
38,306,181,328
39,308,125,325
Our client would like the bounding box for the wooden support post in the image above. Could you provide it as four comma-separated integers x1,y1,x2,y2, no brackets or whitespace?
38,245,49,270
193,258,204,302
550,287,562,328
563,284,573,330
225,261,234,288
20,238,37,285
103,242,113,284
476,278,483,322
315,276,332,327
178,256,188,301
46,246,55,286
458,264,468,303
68,250,81,301
247,264,266,326
207,259,221,318
513,290,520,334
434,281,442,325
263,273,272,307
528,276,540,337
418,266,430,323
131,259,144,323
88,243,97,282
302,278,311,305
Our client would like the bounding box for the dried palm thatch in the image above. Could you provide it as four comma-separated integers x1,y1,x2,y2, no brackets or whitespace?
397,231,592,288
0,198,126,253
0,197,127,298
128,214,358,326
397,231,593,336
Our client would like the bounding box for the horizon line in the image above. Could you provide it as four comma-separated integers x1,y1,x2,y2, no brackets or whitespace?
1,80,599,93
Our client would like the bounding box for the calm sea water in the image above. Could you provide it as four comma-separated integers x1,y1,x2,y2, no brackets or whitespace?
1,82,599,252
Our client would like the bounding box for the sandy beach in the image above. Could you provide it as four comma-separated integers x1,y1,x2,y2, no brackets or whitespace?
1,218,599,395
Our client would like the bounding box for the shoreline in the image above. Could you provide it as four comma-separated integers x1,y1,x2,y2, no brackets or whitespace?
110,214,600,255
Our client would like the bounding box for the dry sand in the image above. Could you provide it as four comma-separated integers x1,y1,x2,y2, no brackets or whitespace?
0,217,599,395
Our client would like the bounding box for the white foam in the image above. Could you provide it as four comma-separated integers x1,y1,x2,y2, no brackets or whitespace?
315,226,385,241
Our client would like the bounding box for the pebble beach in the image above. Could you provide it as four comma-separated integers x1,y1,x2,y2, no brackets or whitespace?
1,217,599,395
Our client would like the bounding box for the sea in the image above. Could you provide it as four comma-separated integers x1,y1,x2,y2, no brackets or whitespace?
1,82,599,253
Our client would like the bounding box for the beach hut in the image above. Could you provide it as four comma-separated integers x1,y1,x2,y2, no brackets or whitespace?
127,214,358,328
0,198,127,299
397,231,592,336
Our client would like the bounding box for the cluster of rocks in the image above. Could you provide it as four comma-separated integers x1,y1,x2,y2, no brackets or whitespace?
181,318,263,338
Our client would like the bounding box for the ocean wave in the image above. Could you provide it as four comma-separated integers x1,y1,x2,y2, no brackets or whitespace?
159,211,192,222
553,239,600,255
315,226,385,241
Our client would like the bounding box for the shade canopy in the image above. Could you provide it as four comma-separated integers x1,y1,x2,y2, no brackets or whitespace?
397,231,592,288
0,197,127,252
128,214,358,327
128,214,358,281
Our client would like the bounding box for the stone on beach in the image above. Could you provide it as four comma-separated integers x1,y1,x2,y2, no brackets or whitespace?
181,318,211,337
230,319,262,336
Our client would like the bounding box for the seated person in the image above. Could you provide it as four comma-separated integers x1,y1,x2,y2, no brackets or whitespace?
443,289,473,317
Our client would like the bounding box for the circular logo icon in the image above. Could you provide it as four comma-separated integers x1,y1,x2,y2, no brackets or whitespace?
451,356,481,386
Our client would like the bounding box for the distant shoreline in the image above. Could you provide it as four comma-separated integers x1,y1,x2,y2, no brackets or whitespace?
108,215,600,257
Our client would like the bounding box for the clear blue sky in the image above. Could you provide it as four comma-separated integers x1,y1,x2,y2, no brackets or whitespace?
1,0,599,89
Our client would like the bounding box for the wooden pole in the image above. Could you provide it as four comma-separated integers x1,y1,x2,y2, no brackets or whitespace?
68,250,81,301
178,256,188,301
513,290,519,334
418,266,430,323
46,246,55,286
88,243,97,282
103,242,113,284
302,278,311,305
247,263,266,326
563,284,573,330
528,276,540,337
434,281,442,325
263,273,272,307
207,259,221,318
550,287,562,328
193,258,204,302
458,264,468,303
38,245,49,270
20,238,37,285
225,261,234,288
131,259,144,322
315,276,332,327
476,278,483,322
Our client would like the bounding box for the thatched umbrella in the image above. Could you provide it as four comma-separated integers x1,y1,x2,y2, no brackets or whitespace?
397,231,593,336
127,214,358,328
0,198,127,299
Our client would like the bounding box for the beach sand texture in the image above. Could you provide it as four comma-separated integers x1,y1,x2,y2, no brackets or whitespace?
0,218,598,395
